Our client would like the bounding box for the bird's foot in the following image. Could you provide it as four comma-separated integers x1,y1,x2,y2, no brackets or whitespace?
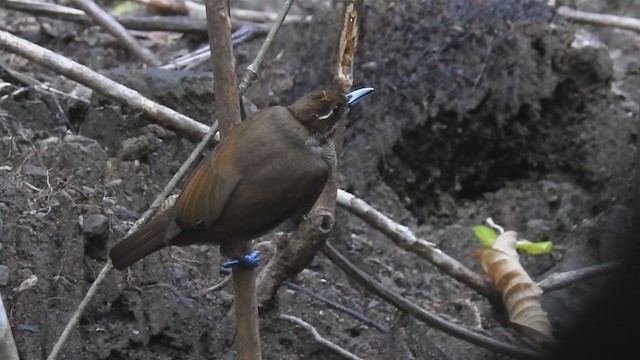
222,250,261,269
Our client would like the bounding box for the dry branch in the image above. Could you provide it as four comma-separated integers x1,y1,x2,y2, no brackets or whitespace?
70,0,161,66
537,262,621,292
322,243,545,359
205,1,260,359
279,315,363,360
0,30,210,139
336,189,496,300
255,0,363,309
557,6,640,33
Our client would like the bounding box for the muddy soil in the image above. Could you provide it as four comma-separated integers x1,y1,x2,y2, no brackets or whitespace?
1,0,638,359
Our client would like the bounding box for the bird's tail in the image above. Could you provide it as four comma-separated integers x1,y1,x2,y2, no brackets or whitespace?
109,208,176,270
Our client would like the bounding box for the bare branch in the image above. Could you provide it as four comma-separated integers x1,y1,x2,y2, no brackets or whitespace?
538,262,621,292
557,6,640,33
0,30,210,139
322,243,545,359
279,314,363,360
205,1,261,359
206,0,242,136
70,0,161,66
238,0,295,93
336,189,496,300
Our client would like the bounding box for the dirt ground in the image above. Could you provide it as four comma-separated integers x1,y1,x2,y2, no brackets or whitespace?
1,0,639,359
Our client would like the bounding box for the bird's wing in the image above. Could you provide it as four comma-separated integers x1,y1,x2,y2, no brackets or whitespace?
173,134,242,230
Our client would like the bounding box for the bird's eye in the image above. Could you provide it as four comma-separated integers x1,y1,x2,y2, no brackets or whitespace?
332,105,341,115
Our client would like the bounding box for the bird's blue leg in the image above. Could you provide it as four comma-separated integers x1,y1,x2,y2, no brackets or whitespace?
222,250,261,269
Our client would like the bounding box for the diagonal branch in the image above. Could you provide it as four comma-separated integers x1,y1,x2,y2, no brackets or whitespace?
0,30,210,139
70,0,161,66
336,189,497,300
322,243,545,359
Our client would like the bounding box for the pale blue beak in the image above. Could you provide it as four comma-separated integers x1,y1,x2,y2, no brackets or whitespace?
346,87,374,107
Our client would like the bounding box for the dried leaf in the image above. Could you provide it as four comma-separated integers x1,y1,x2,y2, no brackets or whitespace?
474,231,554,345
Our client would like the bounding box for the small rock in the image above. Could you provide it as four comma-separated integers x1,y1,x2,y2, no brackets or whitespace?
105,179,123,187
119,134,162,161
82,214,109,241
22,164,47,177
114,206,139,221
16,324,40,333
143,124,176,139
0,265,9,285
17,274,38,292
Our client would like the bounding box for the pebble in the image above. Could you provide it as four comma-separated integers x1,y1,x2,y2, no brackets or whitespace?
82,214,109,241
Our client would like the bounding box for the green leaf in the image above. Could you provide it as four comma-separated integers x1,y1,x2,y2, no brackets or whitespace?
516,240,554,255
472,225,498,247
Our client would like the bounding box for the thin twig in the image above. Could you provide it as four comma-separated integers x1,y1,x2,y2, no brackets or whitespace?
321,243,545,359
336,189,496,300
557,6,640,33
47,261,113,359
204,275,232,292
238,0,295,93
279,314,363,360
286,282,389,333
0,294,19,360
230,8,310,24
0,30,210,139
70,0,161,66
538,262,621,292
47,104,220,360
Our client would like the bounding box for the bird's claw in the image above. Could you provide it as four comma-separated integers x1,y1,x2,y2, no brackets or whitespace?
222,250,261,269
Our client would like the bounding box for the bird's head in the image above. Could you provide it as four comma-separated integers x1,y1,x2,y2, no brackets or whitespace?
288,87,374,135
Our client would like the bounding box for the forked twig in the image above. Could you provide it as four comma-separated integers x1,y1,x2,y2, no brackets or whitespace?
279,314,363,360
255,0,364,309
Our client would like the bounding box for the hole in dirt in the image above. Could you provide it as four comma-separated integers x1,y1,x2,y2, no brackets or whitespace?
379,90,582,216
348,328,361,337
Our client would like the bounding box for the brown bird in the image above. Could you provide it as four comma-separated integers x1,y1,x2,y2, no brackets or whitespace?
109,88,374,270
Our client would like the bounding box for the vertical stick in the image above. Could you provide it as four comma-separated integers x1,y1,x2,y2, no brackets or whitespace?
205,1,261,359
0,294,19,360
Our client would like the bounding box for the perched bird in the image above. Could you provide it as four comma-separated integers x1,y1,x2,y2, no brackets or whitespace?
109,87,374,270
